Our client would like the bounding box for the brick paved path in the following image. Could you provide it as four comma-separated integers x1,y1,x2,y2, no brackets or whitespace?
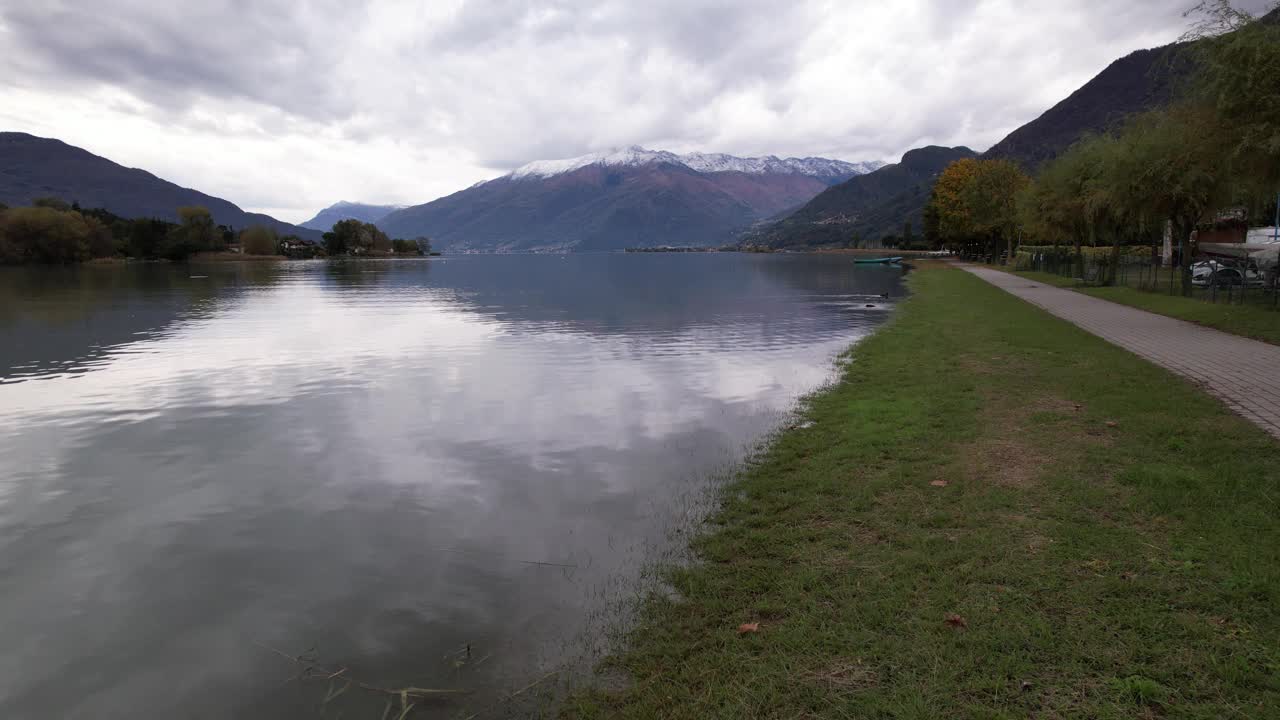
959,264,1280,440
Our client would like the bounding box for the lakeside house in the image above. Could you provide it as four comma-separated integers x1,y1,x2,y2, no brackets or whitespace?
280,237,321,258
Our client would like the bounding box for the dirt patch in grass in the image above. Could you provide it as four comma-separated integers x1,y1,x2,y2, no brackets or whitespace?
954,389,1094,490
963,437,1039,487
805,660,880,691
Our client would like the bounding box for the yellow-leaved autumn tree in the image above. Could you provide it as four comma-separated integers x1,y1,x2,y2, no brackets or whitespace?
928,158,1029,262
930,158,979,246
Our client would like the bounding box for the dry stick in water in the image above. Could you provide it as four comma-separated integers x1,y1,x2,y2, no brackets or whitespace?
518,559,578,568
256,642,470,709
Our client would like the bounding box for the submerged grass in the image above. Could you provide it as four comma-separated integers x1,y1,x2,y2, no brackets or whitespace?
1013,269,1280,346
565,263,1280,719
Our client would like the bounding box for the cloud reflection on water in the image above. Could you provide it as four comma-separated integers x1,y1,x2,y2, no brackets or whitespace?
0,254,901,718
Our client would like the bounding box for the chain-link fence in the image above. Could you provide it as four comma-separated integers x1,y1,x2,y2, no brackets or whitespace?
1007,246,1280,309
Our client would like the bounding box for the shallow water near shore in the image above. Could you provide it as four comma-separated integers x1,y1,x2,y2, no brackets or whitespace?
0,253,901,718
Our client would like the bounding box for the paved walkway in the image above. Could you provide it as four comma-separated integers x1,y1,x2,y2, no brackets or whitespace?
958,264,1280,440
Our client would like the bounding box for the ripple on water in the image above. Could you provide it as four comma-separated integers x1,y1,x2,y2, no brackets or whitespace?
0,254,902,718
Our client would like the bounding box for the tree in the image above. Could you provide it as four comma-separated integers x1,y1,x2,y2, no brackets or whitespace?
966,159,1031,264
931,158,981,251
1110,105,1229,294
325,219,392,256
324,218,361,255
928,158,1029,261
84,215,115,258
392,238,424,255
370,225,392,253
414,236,433,254
127,218,177,258
922,196,941,249
240,225,280,255
902,221,914,249
1021,134,1113,276
169,206,222,256
0,206,92,263
1185,1,1280,207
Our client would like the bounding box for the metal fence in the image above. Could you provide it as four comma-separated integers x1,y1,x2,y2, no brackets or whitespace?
1010,248,1280,310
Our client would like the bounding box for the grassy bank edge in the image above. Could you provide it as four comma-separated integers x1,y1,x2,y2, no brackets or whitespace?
564,262,1280,719
1007,268,1280,346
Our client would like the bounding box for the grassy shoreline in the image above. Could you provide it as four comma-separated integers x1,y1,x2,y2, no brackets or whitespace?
567,262,1279,719
1010,269,1280,346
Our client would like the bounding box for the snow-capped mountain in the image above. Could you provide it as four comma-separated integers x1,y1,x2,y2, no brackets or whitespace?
377,146,884,253
509,145,882,180
679,152,883,177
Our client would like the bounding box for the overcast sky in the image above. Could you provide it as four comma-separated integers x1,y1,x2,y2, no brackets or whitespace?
0,0,1272,224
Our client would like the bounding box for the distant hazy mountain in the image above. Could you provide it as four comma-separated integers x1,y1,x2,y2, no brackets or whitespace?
377,146,882,252
750,146,978,248
300,201,404,232
0,132,320,239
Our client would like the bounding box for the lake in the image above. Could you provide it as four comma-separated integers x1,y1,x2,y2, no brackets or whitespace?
0,253,902,719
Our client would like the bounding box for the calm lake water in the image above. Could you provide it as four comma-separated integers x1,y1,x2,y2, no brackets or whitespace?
0,254,901,719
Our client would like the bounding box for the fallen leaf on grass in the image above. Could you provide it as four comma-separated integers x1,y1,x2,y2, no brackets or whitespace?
1105,420,1119,428
929,480,949,487
944,613,967,629
737,622,760,635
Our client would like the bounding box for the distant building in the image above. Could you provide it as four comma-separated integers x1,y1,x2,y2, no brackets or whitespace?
280,237,320,258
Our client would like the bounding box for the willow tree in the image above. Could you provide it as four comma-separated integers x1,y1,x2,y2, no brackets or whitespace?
1081,133,1146,285
966,159,1030,265
1108,105,1229,294
1022,135,1111,277
240,225,280,255
1186,1,1280,210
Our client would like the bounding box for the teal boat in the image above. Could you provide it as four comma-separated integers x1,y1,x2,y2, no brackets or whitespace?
853,256,903,265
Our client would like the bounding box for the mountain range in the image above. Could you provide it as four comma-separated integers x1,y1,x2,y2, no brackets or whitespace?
376,147,883,252
507,147,882,179
0,132,321,240
3,14,1223,254
378,22,1199,253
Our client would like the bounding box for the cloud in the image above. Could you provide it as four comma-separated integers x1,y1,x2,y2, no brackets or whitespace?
1,0,1270,222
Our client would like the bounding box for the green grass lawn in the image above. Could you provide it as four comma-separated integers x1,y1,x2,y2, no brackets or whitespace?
1013,269,1280,346
566,263,1280,719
